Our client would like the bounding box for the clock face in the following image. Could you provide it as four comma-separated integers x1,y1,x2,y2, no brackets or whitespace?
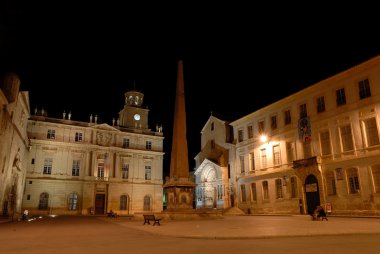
134,113,140,121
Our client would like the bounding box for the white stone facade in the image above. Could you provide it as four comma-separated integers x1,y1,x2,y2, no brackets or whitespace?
194,116,235,209
22,90,164,215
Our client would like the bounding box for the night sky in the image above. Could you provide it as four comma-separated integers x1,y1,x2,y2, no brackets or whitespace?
1,3,380,178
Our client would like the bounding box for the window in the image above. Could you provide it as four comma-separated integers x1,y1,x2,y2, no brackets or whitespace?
359,78,371,99
249,152,255,171
238,129,244,142
143,196,151,211
290,177,297,198
340,124,354,151
27,194,31,200
146,141,152,150
47,129,55,139
300,104,307,118
120,195,128,210
363,118,380,147
284,110,291,125
326,170,336,196
43,158,53,174
258,121,265,134
121,163,129,179
347,168,360,194
271,115,277,130
247,125,253,139
336,88,346,106
145,165,151,180
68,192,78,210
31,158,35,164
240,155,245,174
319,131,332,155
317,96,325,113
38,192,49,210
371,165,380,193
275,179,283,199
261,148,267,168
273,145,281,166
286,142,296,163
75,132,83,142
262,181,269,200
72,160,80,176
211,122,214,131
240,185,247,202
250,183,257,201
97,162,104,178
123,138,129,148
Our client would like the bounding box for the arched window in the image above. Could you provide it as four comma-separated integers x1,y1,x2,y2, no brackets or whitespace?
120,195,128,210
143,195,151,211
39,192,49,210
68,192,78,210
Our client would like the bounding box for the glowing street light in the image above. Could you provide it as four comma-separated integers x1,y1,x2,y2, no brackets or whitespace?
260,135,268,143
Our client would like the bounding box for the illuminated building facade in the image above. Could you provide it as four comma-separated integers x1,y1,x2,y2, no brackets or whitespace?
22,90,164,215
0,73,30,219
196,55,380,216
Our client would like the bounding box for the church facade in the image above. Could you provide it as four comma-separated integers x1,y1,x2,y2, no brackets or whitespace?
22,90,164,215
195,55,380,216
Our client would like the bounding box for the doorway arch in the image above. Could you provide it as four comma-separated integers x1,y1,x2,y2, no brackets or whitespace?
305,174,320,215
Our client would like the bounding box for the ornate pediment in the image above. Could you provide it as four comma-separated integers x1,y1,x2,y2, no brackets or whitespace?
91,123,119,132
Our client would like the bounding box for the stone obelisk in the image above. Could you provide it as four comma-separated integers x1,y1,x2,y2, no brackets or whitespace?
163,60,195,211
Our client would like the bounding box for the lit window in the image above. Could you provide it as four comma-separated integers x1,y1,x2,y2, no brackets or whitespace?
43,158,53,174
75,132,83,142
145,166,151,180
363,118,380,147
146,141,152,150
121,163,129,179
47,129,55,139
347,168,360,194
68,193,78,210
275,179,283,199
273,145,281,166
72,160,80,176
340,124,354,151
319,131,332,155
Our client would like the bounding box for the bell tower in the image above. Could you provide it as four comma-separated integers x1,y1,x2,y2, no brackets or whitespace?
118,90,149,130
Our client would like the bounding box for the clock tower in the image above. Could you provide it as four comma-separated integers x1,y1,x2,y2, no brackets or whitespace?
118,90,149,129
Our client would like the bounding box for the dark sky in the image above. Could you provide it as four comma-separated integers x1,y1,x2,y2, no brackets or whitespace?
1,3,380,177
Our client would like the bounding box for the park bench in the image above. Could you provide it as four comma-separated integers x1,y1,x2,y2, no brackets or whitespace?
143,214,161,226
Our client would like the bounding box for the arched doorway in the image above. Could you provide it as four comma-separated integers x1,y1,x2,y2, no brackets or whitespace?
305,174,320,215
